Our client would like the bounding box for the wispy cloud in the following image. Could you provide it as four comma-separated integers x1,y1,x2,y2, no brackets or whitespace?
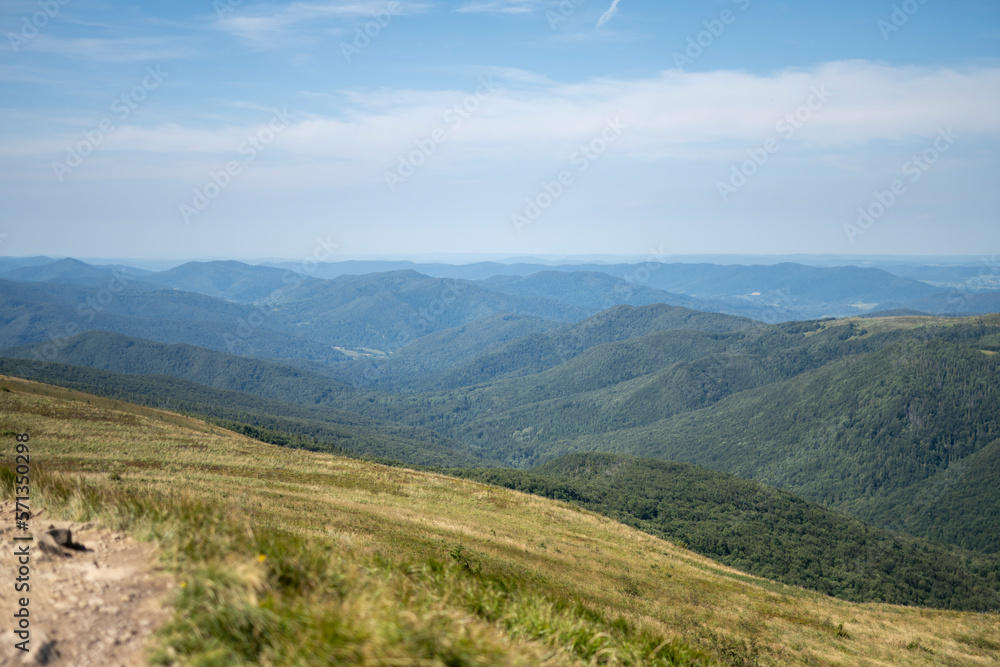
596,0,620,28
18,36,196,62
456,0,544,14
218,0,429,46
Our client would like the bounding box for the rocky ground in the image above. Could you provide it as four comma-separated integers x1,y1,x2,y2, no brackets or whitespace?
0,501,174,666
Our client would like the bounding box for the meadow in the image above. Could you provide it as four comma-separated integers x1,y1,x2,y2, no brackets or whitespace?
2,374,999,666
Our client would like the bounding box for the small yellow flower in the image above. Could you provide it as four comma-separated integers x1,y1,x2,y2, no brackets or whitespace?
179,582,187,588
257,554,267,562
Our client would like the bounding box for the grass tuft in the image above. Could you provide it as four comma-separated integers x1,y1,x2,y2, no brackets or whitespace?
956,633,1000,651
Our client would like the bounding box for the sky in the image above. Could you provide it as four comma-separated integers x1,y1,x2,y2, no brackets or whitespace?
0,0,998,261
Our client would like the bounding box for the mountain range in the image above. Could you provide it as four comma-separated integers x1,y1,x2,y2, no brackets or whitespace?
2,254,1000,614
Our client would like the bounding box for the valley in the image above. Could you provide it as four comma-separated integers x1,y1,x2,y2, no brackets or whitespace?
2,255,999,665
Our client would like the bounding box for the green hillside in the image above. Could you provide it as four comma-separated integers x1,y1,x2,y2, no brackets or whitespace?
857,437,1000,553
338,312,561,390
451,453,1000,611
557,338,1000,551
329,317,995,461
429,303,756,389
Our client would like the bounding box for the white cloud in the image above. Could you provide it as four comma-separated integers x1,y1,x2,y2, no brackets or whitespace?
280,61,1000,163
596,0,620,28
4,61,999,177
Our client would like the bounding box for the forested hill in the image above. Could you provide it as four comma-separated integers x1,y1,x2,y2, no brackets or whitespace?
2,330,355,404
418,303,757,389
561,337,1000,552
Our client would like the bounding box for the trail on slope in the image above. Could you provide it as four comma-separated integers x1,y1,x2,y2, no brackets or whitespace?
0,501,174,666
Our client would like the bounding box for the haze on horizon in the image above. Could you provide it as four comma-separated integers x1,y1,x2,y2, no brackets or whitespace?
1,0,998,261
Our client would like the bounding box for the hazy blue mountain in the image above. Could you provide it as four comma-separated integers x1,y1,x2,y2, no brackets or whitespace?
0,267,587,360
266,270,588,350
0,278,347,364
481,271,707,311
10,257,984,330
875,262,1000,287
0,257,126,285
477,262,957,320
265,259,557,281
143,260,316,303
580,262,941,305
0,256,57,273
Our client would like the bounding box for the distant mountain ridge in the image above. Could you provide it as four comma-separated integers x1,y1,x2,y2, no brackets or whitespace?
6,256,999,324
140,260,315,303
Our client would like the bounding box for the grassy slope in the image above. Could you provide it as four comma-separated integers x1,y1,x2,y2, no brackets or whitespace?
1,375,998,666
451,453,1000,611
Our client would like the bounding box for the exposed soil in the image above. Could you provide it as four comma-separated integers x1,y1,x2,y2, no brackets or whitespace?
0,501,174,666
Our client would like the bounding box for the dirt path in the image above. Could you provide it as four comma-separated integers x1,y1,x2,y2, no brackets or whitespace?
0,501,174,666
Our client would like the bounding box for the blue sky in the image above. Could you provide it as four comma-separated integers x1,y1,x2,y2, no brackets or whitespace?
1,0,998,260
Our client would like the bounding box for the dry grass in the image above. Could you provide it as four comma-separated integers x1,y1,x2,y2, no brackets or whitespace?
2,374,998,666
813,313,1000,338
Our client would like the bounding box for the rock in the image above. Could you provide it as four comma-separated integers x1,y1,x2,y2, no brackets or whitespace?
36,533,69,558
46,528,73,547
32,640,59,665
